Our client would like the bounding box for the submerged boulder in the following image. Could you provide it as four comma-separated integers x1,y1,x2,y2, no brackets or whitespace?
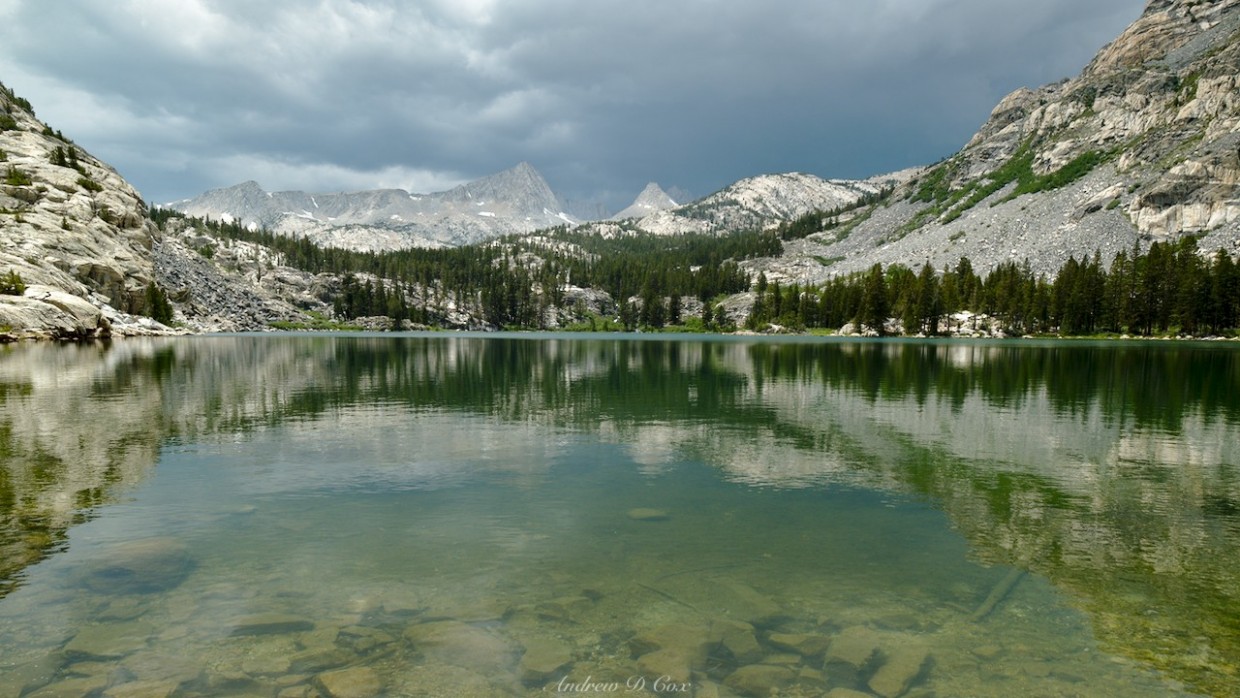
74,537,194,595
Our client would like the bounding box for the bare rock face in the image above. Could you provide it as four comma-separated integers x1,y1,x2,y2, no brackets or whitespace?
0,80,169,336
763,0,1240,285
0,285,108,340
960,0,1240,237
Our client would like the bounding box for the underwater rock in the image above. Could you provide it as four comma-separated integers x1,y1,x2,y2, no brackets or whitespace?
768,631,831,658
627,508,670,521
796,666,828,688
636,647,694,685
723,664,796,696
867,646,929,698
388,663,510,697
825,688,875,698
403,620,518,674
63,622,153,662
229,613,315,636
629,623,714,686
824,626,882,670
519,636,574,683
535,595,592,622
712,619,764,664
337,625,397,655
629,624,713,666
100,679,181,698
286,646,351,674
75,538,193,595
315,666,383,698
709,580,785,626
22,676,111,698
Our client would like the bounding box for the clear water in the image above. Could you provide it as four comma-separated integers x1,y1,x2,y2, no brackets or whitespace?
0,334,1237,697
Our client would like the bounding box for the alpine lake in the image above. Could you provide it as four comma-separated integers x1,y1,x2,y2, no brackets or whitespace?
0,333,1237,698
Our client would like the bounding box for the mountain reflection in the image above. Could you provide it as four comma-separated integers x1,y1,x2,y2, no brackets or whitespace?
0,334,1237,692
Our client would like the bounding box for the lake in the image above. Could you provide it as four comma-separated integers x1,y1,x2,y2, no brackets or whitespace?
0,334,1237,697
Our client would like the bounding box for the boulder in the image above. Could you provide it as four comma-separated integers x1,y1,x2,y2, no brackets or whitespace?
711,619,764,664
63,622,153,662
519,637,574,683
315,666,383,698
723,664,796,697
0,288,108,340
403,620,518,674
868,646,930,698
74,538,193,595
629,624,713,667
825,626,882,671
228,613,315,636
767,632,831,658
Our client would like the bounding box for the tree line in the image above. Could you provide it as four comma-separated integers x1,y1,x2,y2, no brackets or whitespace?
746,237,1240,337
150,210,772,328
151,209,1240,336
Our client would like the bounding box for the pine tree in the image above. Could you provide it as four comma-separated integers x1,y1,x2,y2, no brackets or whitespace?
857,264,889,335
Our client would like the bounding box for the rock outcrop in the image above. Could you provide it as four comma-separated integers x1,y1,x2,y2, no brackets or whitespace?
758,0,1240,283
0,80,173,338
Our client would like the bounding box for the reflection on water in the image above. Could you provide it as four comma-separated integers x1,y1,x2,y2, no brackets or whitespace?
0,334,1237,696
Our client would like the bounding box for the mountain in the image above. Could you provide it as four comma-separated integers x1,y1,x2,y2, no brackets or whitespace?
0,81,172,338
585,173,896,238
759,0,1240,282
0,80,314,338
168,162,583,251
610,182,679,220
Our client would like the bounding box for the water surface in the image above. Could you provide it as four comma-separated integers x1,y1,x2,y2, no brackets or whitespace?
0,334,1237,696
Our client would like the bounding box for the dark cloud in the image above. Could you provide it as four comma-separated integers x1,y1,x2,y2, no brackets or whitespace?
0,0,1144,210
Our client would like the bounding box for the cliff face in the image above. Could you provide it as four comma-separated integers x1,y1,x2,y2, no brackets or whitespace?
962,0,1240,236
0,81,167,339
760,0,1240,284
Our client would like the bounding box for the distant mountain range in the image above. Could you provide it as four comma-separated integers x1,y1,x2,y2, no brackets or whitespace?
170,164,898,251
167,162,584,251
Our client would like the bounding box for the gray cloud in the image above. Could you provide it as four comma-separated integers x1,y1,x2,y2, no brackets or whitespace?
0,0,1144,211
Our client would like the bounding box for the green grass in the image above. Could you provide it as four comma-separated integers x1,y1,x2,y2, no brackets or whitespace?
269,313,364,331
901,139,1110,236
561,313,625,332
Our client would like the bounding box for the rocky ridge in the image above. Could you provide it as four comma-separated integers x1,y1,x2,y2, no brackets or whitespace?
0,81,173,339
169,162,584,251
634,172,892,236
610,182,679,221
758,0,1240,283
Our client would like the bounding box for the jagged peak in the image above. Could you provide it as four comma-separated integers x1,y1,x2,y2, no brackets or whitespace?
636,182,676,205
1084,0,1240,75
610,182,679,221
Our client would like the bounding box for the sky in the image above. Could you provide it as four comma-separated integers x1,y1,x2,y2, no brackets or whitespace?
0,0,1146,212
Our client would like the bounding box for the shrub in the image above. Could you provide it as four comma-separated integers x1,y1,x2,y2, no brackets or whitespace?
0,269,26,295
4,166,32,186
77,176,103,192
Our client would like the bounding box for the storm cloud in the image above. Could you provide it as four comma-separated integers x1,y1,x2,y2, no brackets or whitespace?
0,0,1143,211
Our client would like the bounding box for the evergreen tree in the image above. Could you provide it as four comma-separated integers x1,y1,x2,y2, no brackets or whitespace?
857,264,889,334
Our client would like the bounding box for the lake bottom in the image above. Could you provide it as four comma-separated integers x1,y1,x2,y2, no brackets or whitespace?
0,423,1198,697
